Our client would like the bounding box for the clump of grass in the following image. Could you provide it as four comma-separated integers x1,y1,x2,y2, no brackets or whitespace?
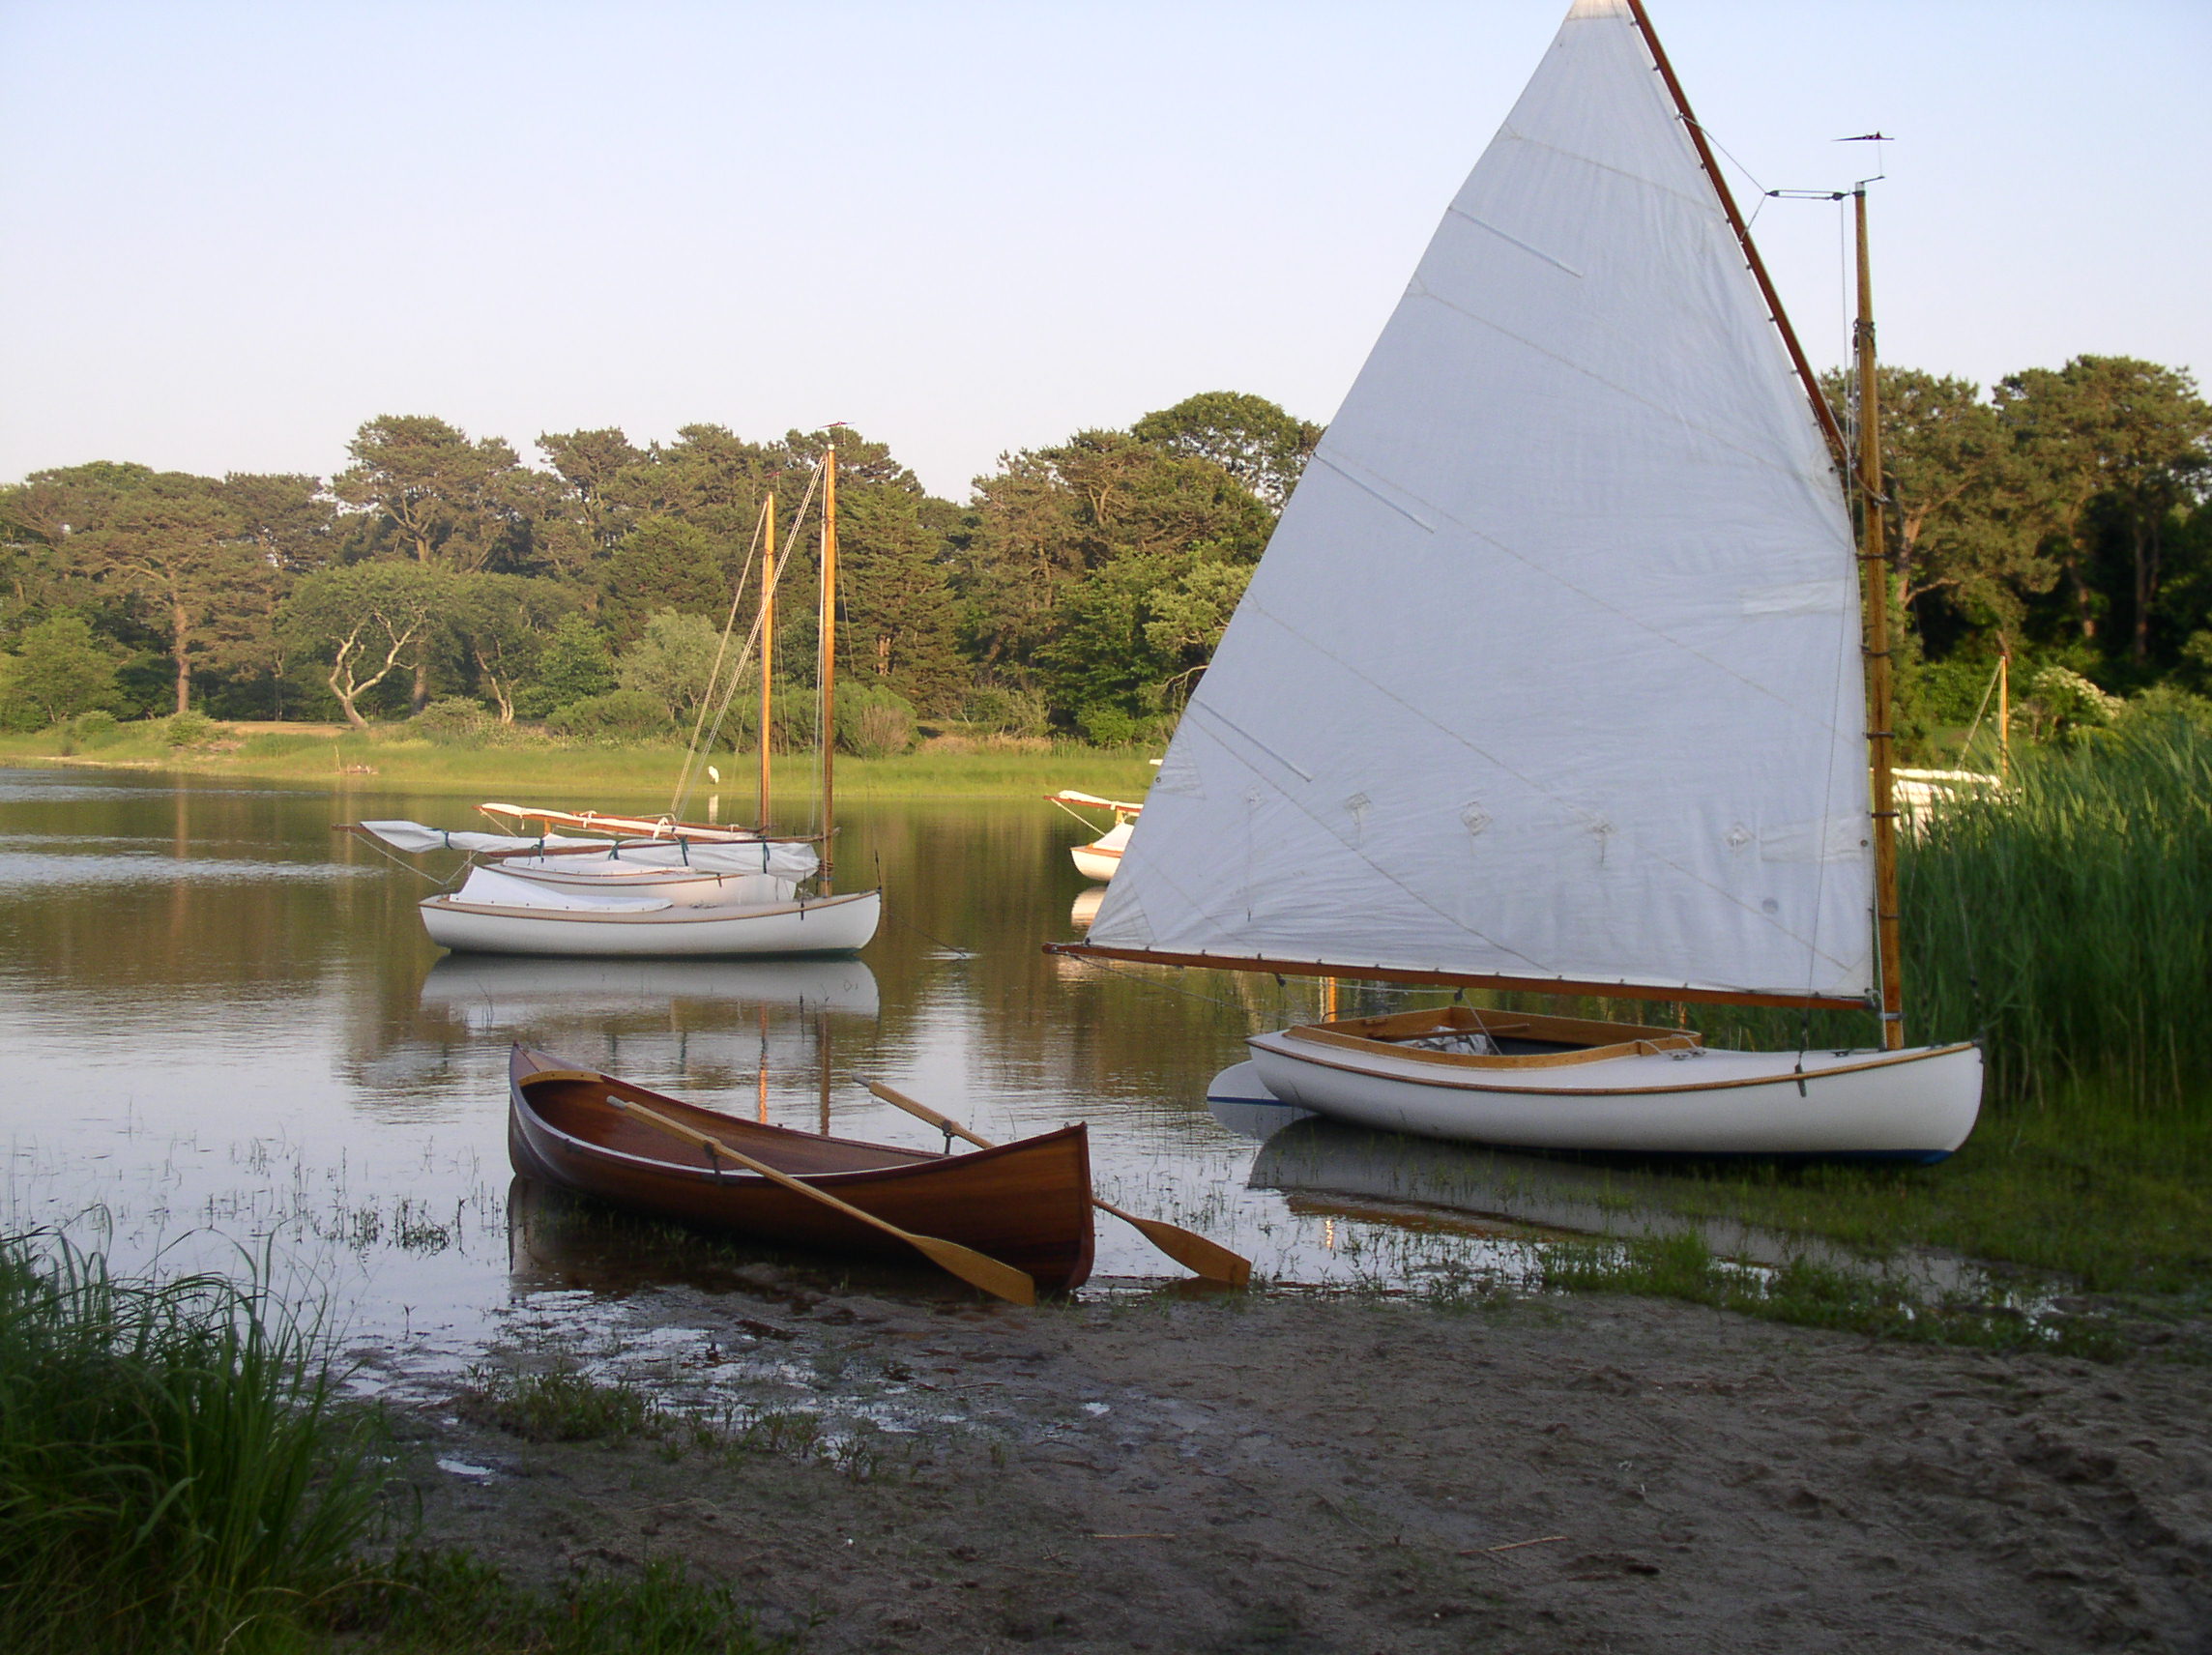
0,1234,383,1655
460,1364,677,1443
317,1550,787,1654
1538,1231,2123,1360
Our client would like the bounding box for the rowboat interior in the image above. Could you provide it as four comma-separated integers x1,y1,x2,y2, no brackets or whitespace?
508,1048,1096,1293
1287,1005,1703,1071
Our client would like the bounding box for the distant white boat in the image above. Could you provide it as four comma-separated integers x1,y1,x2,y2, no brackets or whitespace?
1045,791,1142,882
350,450,879,959
1060,0,1981,1160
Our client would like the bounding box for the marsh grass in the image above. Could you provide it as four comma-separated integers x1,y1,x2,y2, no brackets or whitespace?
316,1550,788,1654
1533,1232,2124,1360
0,1234,381,1655
0,721,1159,800
461,1362,681,1443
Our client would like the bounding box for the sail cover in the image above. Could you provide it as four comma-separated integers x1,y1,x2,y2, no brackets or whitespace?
1090,0,1876,1002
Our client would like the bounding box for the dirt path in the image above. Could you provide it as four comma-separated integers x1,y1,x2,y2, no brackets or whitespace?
392,1278,2211,1653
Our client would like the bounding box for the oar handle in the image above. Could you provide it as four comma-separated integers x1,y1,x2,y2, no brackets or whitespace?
863,1079,991,1148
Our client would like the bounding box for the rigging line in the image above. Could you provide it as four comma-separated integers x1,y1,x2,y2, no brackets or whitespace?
671,463,826,824
686,468,820,811
879,903,978,960
672,498,771,816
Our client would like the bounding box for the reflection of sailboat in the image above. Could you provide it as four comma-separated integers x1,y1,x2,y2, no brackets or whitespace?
420,955,880,1024
1062,0,1980,1159
1068,886,1108,931
1245,1115,1994,1293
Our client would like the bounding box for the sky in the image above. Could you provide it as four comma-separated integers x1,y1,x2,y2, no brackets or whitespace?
2,0,2206,501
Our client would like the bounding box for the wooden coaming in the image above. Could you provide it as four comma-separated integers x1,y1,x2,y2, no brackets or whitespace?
1288,1004,1703,1071
506,1047,1094,1291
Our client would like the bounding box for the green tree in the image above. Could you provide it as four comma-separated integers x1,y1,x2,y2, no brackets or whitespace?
279,563,452,729
442,575,573,722
597,515,730,643
616,610,723,726
957,431,1273,678
1995,358,2212,664
73,478,279,714
517,615,619,717
835,487,966,716
1132,391,1323,508
2,615,121,726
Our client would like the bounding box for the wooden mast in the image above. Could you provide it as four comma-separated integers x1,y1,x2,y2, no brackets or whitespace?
1855,188,1906,1049
758,491,775,831
818,448,838,893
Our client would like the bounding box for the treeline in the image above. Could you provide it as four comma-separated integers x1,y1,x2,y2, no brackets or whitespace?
0,360,2206,756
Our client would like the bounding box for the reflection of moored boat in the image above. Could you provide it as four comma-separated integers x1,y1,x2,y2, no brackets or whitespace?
1243,1112,1995,1294
421,955,880,1022
507,1046,1095,1292
1068,886,1108,931
1046,792,1141,882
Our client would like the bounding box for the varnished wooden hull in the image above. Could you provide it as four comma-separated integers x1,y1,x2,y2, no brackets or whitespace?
507,1046,1094,1291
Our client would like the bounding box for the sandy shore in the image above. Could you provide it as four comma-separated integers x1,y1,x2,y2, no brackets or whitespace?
387,1272,2210,1653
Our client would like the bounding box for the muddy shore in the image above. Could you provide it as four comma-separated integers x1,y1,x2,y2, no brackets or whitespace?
385,1274,2210,1653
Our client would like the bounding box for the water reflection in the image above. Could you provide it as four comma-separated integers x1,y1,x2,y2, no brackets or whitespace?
0,764,2023,1377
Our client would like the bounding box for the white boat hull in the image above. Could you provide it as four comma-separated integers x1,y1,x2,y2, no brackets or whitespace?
1070,844,1122,882
1069,820,1132,883
1246,1031,1982,1160
420,889,881,958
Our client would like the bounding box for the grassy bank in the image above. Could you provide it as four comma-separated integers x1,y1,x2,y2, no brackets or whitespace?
0,720,1160,802
1560,719,2212,1298
0,1234,781,1654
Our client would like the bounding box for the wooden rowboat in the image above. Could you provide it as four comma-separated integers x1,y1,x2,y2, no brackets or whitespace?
507,1045,1095,1292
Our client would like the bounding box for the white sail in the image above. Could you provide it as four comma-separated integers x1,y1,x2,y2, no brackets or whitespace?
1090,0,1875,1002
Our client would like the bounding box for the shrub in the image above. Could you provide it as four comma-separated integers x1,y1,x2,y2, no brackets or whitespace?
960,683,1050,738
836,683,917,759
160,710,223,748
1074,702,1146,746
413,696,496,746
546,688,675,742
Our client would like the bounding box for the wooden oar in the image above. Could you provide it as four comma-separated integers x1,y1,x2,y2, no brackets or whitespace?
603,1093,1036,1307
860,1080,1253,1288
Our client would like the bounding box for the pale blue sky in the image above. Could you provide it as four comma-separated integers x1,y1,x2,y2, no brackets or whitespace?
3,1,2205,499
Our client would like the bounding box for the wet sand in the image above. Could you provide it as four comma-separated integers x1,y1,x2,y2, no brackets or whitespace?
389,1276,2211,1652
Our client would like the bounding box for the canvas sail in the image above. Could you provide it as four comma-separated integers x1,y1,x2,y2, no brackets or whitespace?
1087,0,1876,1004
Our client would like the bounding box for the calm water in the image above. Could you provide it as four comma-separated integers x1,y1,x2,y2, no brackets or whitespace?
0,764,1887,1388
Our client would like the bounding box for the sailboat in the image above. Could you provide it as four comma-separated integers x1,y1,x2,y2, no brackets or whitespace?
1045,790,1144,881
1053,0,1982,1159
373,450,881,957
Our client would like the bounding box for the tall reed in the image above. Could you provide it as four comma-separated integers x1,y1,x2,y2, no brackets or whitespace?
0,1235,382,1655
1902,715,2212,1110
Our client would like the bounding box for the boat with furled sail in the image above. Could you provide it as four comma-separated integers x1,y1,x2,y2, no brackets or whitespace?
351,449,882,956
1052,0,1981,1159
1045,790,1143,882
507,1045,1094,1297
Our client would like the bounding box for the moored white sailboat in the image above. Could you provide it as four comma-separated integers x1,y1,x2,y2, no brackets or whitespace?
1053,0,1981,1159
356,449,882,958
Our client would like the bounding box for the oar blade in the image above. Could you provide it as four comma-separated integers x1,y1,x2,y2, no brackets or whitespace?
907,1235,1036,1306
1119,1213,1252,1287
